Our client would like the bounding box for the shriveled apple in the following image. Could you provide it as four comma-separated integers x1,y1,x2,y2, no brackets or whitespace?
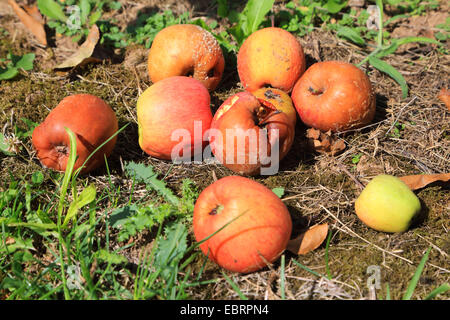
209,91,294,176
32,94,118,174
137,76,213,160
193,175,292,273
291,61,376,132
252,87,297,127
147,24,225,91
237,27,306,93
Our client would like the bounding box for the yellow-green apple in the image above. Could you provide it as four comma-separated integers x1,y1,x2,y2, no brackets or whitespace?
148,24,225,91
355,175,421,233
193,175,292,273
237,27,306,93
137,76,213,160
32,94,118,174
291,61,375,132
209,91,294,176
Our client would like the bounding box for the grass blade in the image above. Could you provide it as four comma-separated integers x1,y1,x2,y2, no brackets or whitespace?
221,271,248,300
369,56,408,99
424,283,450,300
280,254,286,300
402,247,431,300
291,259,325,278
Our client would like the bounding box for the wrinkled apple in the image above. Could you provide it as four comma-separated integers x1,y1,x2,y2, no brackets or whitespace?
148,24,225,91
32,94,118,174
355,175,421,233
252,87,297,127
137,76,213,161
209,91,294,176
292,61,375,132
193,175,292,273
237,27,306,93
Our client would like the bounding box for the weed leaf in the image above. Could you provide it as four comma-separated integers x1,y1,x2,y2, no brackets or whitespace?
337,26,365,46
37,0,67,22
63,184,96,227
369,56,408,99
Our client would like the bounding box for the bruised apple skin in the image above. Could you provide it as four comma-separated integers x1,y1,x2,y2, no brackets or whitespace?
148,24,225,91
355,175,421,233
291,61,376,132
193,176,292,273
32,94,118,174
252,87,297,127
137,76,212,160
209,91,294,176
237,27,306,93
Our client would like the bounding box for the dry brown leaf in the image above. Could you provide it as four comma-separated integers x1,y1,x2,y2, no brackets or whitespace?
8,0,47,46
399,173,450,191
438,88,450,112
286,223,329,255
5,237,15,245
306,128,346,156
54,24,101,69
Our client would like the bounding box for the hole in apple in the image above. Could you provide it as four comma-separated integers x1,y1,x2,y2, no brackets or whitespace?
206,68,215,78
185,69,195,78
308,86,324,96
54,144,69,157
209,204,224,215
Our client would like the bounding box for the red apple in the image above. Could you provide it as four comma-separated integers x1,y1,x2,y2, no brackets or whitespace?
291,61,376,132
148,24,225,91
237,27,306,93
137,76,212,160
193,176,292,273
32,94,118,174
209,91,294,176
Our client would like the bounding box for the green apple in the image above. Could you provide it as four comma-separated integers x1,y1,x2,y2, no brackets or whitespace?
355,175,421,233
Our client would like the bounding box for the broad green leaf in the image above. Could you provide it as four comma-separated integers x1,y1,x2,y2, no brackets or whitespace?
63,184,96,227
13,53,35,71
369,56,408,99
272,187,285,198
402,247,431,300
80,0,91,25
217,0,228,18
0,67,18,80
89,10,102,26
96,249,128,265
244,0,275,34
37,0,67,22
375,37,440,59
0,237,34,254
31,171,44,185
323,0,348,14
337,26,365,46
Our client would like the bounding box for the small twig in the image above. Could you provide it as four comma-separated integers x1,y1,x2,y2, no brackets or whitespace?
337,162,365,191
384,95,417,137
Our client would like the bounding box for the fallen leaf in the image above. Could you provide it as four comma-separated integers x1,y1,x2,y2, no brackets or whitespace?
286,223,329,255
438,88,450,112
399,173,450,191
54,24,101,69
5,237,15,245
8,0,47,46
306,128,346,156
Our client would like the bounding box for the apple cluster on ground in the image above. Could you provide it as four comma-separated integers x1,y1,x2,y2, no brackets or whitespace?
31,24,422,274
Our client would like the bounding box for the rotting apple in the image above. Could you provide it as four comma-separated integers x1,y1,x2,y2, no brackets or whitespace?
355,175,421,233
193,175,292,273
147,24,225,91
291,61,376,132
252,87,297,127
209,91,294,176
32,94,118,174
137,76,212,161
237,27,306,93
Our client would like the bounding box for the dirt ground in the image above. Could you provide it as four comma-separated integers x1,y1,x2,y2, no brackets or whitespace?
0,0,448,300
